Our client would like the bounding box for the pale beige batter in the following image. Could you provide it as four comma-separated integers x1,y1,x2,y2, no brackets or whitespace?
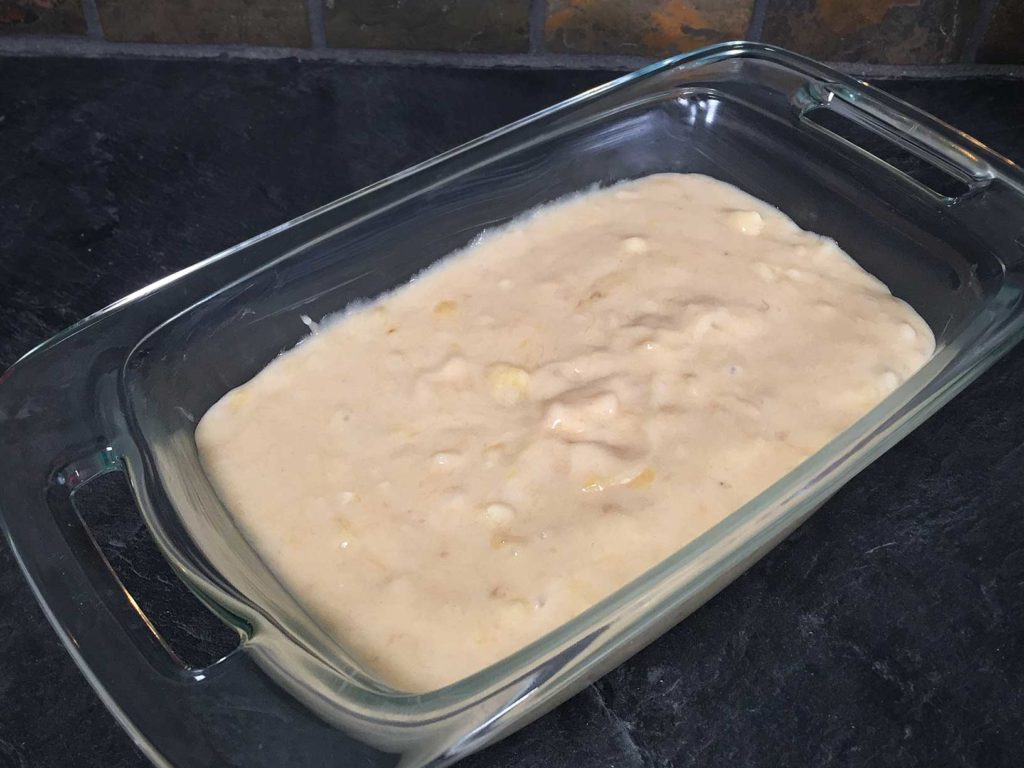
196,174,934,692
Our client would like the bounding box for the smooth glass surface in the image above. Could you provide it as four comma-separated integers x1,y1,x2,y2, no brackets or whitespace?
3,43,1024,767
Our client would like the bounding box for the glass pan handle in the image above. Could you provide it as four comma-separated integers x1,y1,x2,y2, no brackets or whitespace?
0,315,396,768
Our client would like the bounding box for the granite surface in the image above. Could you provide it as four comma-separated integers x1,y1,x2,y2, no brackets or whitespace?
1,57,1023,767
96,0,312,48
545,0,754,57
324,0,530,53
977,0,1024,65
761,0,981,65
0,1,86,36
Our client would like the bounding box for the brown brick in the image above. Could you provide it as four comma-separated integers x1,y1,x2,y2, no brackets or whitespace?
545,0,753,57
0,0,85,35
97,0,311,47
325,0,529,53
762,0,981,64
977,0,1024,64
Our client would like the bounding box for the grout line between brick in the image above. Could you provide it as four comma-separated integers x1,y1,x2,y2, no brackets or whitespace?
746,0,769,41
306,0,326,49
841,61,1023,78
0,35,655,69
0,35,1022,79
80,0,103,40
528,0,547,54
961,0,999,64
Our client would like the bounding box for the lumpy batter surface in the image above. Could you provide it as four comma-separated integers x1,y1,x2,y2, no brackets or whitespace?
196,174,934,691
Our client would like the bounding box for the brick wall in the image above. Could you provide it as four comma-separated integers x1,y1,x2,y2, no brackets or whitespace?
0,0,1019,65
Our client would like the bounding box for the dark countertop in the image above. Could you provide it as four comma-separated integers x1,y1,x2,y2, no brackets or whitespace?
1,57,1023,768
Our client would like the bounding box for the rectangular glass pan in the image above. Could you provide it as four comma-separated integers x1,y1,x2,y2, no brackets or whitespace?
3,42,1024,768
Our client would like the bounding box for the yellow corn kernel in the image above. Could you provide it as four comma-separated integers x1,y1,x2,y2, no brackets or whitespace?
228,390,250,412
627,467,656,489
486,363,531,405
434,299,458,317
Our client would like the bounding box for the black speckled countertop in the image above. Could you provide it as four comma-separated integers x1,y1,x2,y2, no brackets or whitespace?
1,58,1023,768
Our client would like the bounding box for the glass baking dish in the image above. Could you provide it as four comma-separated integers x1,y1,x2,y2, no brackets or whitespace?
3,42,1024,767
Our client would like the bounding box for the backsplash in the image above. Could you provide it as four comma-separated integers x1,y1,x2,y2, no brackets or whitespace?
0,0,1019,65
